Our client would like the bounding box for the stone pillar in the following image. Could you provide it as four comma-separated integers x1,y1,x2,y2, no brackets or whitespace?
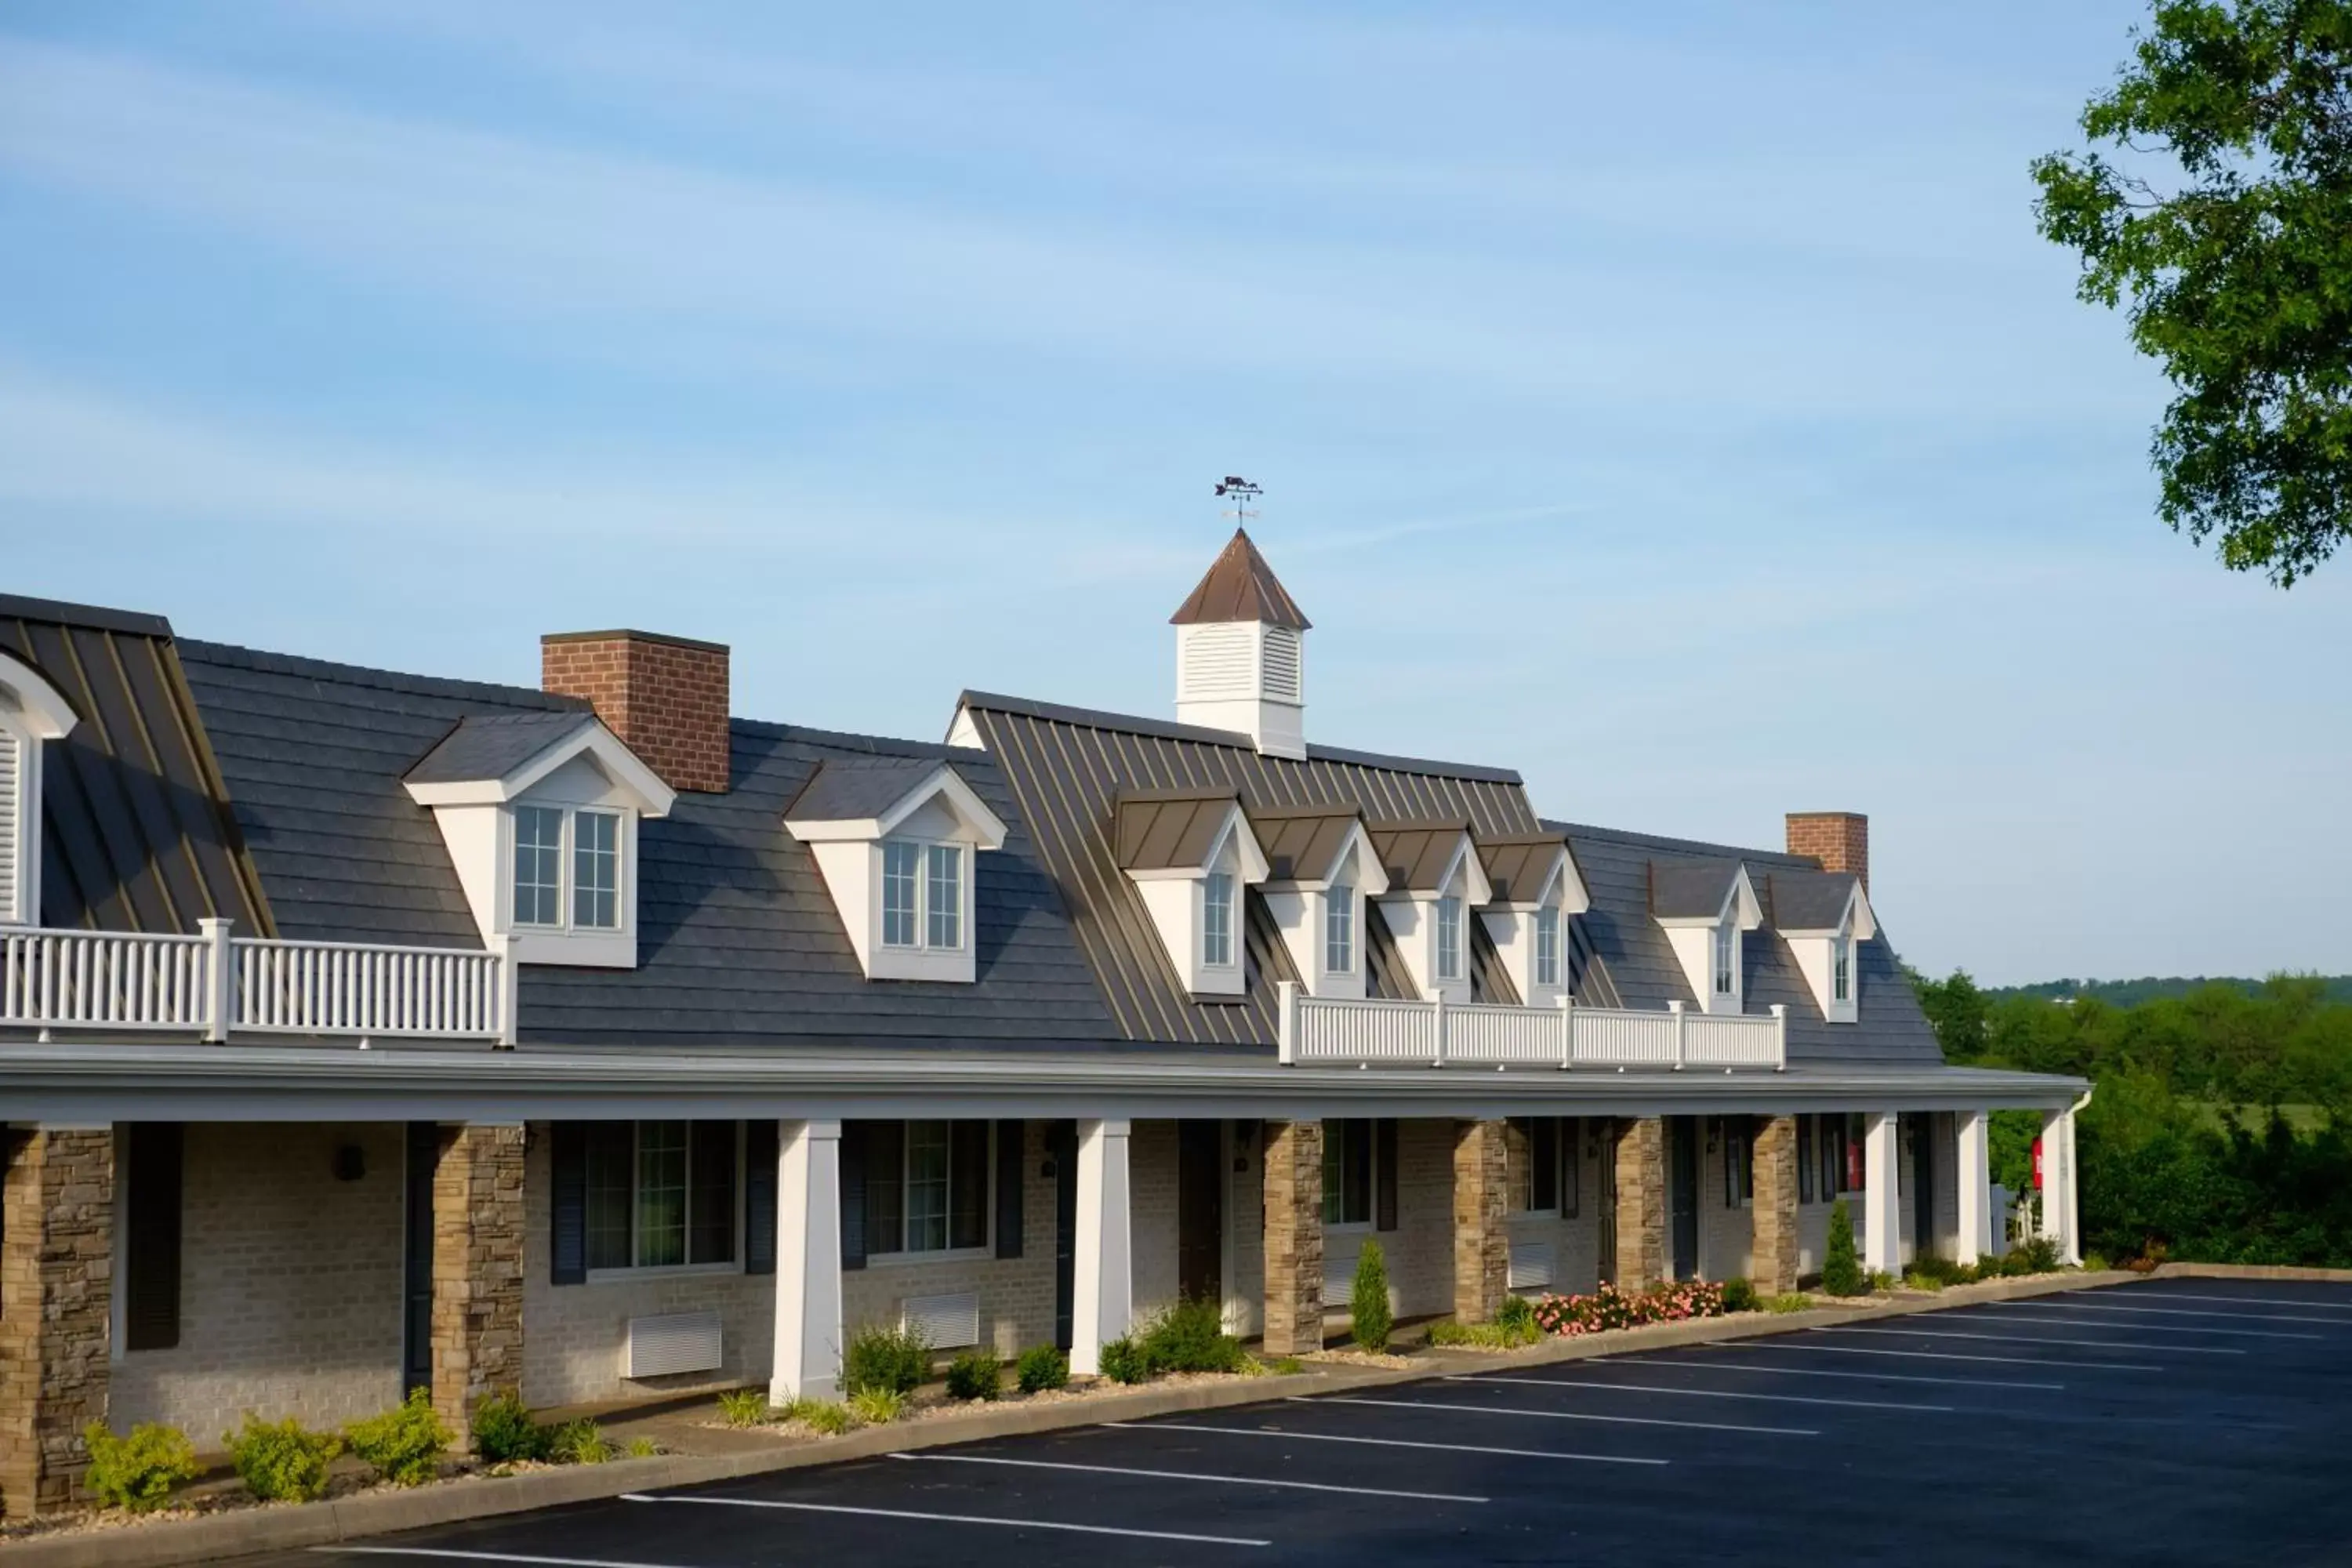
1861,1112,1901,1276
1610,1117,1665,1292
1452,1120,1508,1323
1956,1110,1991,1265
771,1120,843,1404
0,1128,114,1518
1261,1120,1323,1356
1070,1120,1132,1377
430,1124,524,1449
1750,1116,1799,1295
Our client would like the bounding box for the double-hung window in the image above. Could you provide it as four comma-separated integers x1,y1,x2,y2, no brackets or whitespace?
1832,935,1851,1003
1723,1119,1751,1207
1202,871,1236,969
1534,905,1561,988
857,1120,990,1255
1325,884,1354,974
1713,922,1736,995
583,1120,738,1272
514,805,622,931
880,840,966,951
1435,896,1464,982
1508,1116,1563,1214
1321,1119,1375,1227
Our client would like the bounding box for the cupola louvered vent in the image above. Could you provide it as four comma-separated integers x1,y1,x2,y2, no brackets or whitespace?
1180,623,1254,699
1261,626,1301,703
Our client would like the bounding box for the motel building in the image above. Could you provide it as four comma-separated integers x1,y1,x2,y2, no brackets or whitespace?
0,534,2085,1515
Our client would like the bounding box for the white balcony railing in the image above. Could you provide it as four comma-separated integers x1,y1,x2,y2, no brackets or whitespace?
1277,981,1784,1071
0,921,515,1045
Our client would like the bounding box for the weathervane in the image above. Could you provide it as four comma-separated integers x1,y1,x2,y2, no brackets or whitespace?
1214,476,1262,531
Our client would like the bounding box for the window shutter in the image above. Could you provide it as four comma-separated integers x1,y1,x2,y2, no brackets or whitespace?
840,1123,868,1271
1374,1118,1398,1232
124,1123,183,1351
744,1120,779,1276
550,1122,586,1286
995,1120,1024,1259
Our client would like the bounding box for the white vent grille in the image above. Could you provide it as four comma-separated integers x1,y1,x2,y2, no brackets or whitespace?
1508,1241,1555,1290
901,1290,980,1349
622,1310,722,1379
1179,624,1254,699
0,730,17,923
1261,626,1301,702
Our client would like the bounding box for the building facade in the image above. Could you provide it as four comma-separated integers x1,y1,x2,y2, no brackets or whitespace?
0,534,2085,1515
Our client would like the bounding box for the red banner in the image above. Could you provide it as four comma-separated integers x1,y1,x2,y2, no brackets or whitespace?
2032,1137,2045,1190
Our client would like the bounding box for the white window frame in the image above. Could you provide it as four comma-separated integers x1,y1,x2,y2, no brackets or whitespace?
1435,895,1465,982
1508,1116,1571,1218
583,1120,745,1283
878,837,967,953
1832,932,1852,1003
1324,884,1356,975
1534,904,1561,989
1202,870,1236,970
864,1119,996,1265
1319,1118,1381,1234
1713,920,1736,995
511,804,626,934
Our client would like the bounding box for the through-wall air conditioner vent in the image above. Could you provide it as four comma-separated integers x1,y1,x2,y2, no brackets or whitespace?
622,1310,723,1379
901,1290,980,1350
1508,1241,1555,1291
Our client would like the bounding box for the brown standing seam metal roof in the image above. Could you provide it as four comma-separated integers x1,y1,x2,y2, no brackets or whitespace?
1477,833,1570,906
1112,789,1241,873
1167,529,1312,630
1367,818,1476,895
0,593,270,936
1245,804,1361,884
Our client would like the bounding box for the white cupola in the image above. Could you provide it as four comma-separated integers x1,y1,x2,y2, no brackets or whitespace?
1170,528,1310,760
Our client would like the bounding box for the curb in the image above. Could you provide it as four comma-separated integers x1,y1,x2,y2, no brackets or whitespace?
2151,1261,2352,1283
0,1268,2149,1567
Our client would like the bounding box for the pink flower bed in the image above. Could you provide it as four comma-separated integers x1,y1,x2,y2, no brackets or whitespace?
1530,1279,1726,1337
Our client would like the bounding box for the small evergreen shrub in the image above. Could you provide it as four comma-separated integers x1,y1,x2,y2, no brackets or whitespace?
1136,1298,1247,1374
1097,1336,1152,1384
225,1413,343,1503
841,1322,930,1398
1719,1277,1759,1313
1015,1345,1069,1393
1495,1294,1538,1335
343,1388,451,1487
946,1350,1003,1401
550,1419,612,1465
470,1394,550,1465
83,1421,201,1513
848,1387,905,1425
717,1389,773,1428
785,1398,855,1436
1349,1240,1394,1351
1822,1198,1865,1296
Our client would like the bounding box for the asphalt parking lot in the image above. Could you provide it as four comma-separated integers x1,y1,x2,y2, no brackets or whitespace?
271,1279,2352,1568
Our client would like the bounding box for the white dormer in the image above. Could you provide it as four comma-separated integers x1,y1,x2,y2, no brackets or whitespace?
786,757,1008,983
405,712,677,968
1169,528,1311,760
1775,873,1877,1023
1476,835,1592,1008
1370,822,1493,1004
1652,860,1761,1015
1113,790,1269,997
1253,808,1389,999
0,650,79,926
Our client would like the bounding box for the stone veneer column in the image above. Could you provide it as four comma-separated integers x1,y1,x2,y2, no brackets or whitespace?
1611,1117,1666,1293
1452,1120,1508,1323
1260,1121,1323,1356
431,1124,524,1449
1750,1116,1799,1294
0,1129,114,1519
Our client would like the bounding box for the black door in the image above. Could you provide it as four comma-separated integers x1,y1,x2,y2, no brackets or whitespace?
1178,1121,1223,1305
1913,1115,1936,1263
1049,1121,1078,1352
401,1123,437,1396
1597,1118,1619,1283
1668,1116,1700,1281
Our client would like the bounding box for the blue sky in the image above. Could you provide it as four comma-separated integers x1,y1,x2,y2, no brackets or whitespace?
3,2,2343,985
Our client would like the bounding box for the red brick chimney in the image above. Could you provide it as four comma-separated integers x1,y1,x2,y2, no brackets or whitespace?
541,630,731,794
1786,811,1867,891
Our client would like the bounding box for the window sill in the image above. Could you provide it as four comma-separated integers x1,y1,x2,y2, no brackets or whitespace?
583,1261,742,1285
863,1246,994,1268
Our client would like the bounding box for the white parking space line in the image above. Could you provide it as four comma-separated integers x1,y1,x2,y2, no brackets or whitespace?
1980,1308,2321,1341
1111,1420,1668,1465
2078,1290,2352,1312
1444,1374,1949,1413
885,1451,1489,1503
1307,1394,1816,1437
1818,1325,2244,1356
321,1552,693,1568
2027,1300,2346,1327
1679,1352,2065,1391
1763,1341,2161,1371
622,1493,1269,1547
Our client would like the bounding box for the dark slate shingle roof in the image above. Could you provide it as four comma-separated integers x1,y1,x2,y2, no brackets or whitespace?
783,756,950,825
1764,868,1861,932
1649,859,1740,920
404,711,596,784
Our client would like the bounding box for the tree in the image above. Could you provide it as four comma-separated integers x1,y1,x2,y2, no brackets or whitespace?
2032,2,2352,585
1909,967,1990,1062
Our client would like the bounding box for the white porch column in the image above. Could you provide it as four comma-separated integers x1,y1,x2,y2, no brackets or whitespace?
769,1119,843,1405
1070,1118,1133,1377
2039,1105,2082,1265
1955,1110,1991,1265
1861,1112,1901,1275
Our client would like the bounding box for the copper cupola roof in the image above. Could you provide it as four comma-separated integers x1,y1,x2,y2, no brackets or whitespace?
1167,528,1312,630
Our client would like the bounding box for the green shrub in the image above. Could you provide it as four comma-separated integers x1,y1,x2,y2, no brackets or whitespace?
1907,1254,1964,1287
1719,1277,1759,1313
1014,1345,1069,1394
624,1438,659,1459
1137,1298,1248,1374
1097,1336,1152,1384
716,1388,773,1427
1866,1269,1896,1292
225,1413,342,1502
848,1387,904,1425
1496,1294,1537,1335
946,1350,1002,1402
841,1321,930,1398
343,1388,451,1487
550,1419,612,1465
470,1394,549,1465
1348,1240,1395,1351
1427,1316,1541,1349
1822,1198,1865,1296
83,1421,201,1513
2082,1250,2112,1272
785,1398,854,1436
1261,1354,1305,1374
1765,1291,1814,1313
2009,1233,2063,1273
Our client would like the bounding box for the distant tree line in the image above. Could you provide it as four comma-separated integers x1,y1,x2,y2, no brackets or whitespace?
1986,975,2352,1009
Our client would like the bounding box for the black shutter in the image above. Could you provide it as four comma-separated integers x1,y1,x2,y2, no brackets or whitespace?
123,1123,183,1351
744,1120,779,1276
550,1122,586,1286
995,1120,1025,1259
840,1122,868,1271
1374,1118,1398,1232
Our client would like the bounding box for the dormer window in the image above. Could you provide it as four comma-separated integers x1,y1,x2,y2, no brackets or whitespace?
1110,788,1267,998
1325,881,1355,974
1833,935,1851,1003
1713,921,1736,995
880,840,965,952
1476,833,1589,1007
0,650,78,927
1650,858,1760,1015
1534,906,1561,989
786,757,1007,984
1203,871,1236,969
1256,807,1386,1000
1436,896,1465,982
510,804,621,931
1770,869,1874,1023
1370,819,1491,1004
